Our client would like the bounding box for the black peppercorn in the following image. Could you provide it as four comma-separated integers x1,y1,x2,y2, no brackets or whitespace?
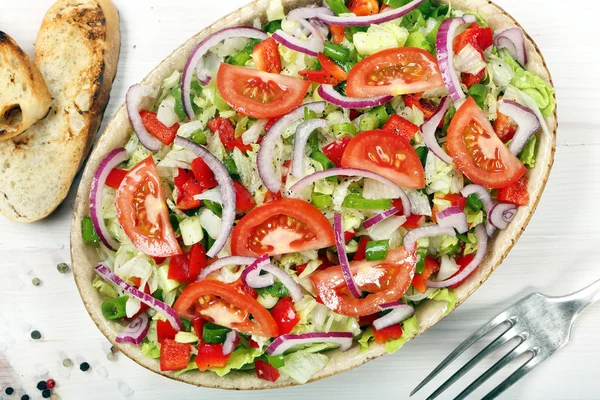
80,361,90,371
21,395,30,400
37,380,47,390
42,389,51,398
5,386,14,395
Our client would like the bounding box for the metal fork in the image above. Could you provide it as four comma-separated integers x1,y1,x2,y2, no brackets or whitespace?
411,279,600,400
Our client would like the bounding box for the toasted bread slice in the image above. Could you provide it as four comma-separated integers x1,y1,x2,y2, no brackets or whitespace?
0,0,120,222
0,32,52,141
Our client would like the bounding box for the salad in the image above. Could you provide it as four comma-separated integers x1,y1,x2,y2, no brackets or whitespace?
83,0,554,385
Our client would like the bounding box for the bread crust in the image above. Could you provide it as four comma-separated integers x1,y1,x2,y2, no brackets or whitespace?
0,0,120,222
0,31,52,141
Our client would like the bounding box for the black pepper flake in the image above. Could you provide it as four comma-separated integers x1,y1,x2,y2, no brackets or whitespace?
80,362,90,371
31,330,42,340
37,380,47,390
5,386,14,395
42,389,51,398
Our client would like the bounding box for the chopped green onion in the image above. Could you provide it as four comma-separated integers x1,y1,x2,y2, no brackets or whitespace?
415,248,428,274
308,131,320,152
342,193,393,210
82,216,100,243
171,86,187,121
466,193,483,212
255,282,290,299
365,240,390,261
368,105,389,128
203,200,223,218
262,20,282,34
190,130,207,145
456,231,474,244
202,322,232,344
359,115,379,132
312,193,333,209
332,122,357,137
467,84,489,109
101,296,128,320
324,0,350,15
324,41,350,63
415,146,428,167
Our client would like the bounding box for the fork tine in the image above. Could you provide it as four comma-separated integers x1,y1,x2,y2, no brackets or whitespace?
410,311,512,396
453,341,534,400
481,354,544,400
423,325,521,400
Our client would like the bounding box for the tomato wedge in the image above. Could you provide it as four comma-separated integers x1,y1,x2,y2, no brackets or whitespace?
446,97,527,189
252,37,282,74
173,280,279,338
231,198,335,257
340,130,425,189
299,53,348,85
346,48,444,98
116,156,181,257
217,63,310,119
310,247,415,317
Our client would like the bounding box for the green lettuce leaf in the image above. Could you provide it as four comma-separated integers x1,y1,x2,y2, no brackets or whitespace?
141,341,160,359
210,347,262,377
500,49,555,117
384,315,419,354
519,136,537,168
279,351,329,384
358,327,374,352
428,288,459,315
174,360,198,377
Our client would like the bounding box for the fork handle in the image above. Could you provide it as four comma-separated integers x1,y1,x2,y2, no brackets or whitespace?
562,278,600,315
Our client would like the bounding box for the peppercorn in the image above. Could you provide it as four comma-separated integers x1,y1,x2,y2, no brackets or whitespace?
57,263,70,274
37,380,47,390
32,277,41,286
5,386,14,395
62,358,73,367
110,345,118,354
42,389,51,398
31,330,41,340
79,362,90,371
46,379,56,389
21,395,29,400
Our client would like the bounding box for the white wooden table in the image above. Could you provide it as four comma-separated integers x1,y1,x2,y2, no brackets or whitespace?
1,0,599,399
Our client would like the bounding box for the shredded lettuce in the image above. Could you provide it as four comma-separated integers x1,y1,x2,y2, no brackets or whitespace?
487,53,514,89
499,49,555,117
175,331,199,344
454,44,486,75
429,235,460,257
519,136,537,168
279,351,329,384
384,315,419,354
293,296,361,336
266,0,285,21
466,208,484,227
141,341,160,359
427,288,459,315
353,23,408,55
92,276,118,298
425,152,464,195
210,347,263,376
366,215,406,241
174,360,198,377
464,231,479,255
358,327,374,352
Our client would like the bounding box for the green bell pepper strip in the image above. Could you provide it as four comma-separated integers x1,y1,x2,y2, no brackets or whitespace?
171,86,187,121
312,193,333,209
203,200,223,218
255,282,290,299
342,193,393,210
101,296,128,320
263,20,282,34
466,193,484,212
82,216,101,243
190,130,207,145
365,240,390,261
324,41,350,63
415,248,428,274
368,105,390,128
324,0,350,15
202,322,232,344
311,150,336,170
332,122,357,137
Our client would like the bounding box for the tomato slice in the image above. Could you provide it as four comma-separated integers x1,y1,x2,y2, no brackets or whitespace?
497,176,529,206
381,114,419,141
347,0,379,16
346,48,444,98
341,130,425,189
231,198,335,257
139,110,179,146
310,247,415,317
252,37,282,74
208,116,252,152
494,109,518,142
116,156,182,257
217,64,310,119
173,280,279,337
299,53,348,85
270,297,300,335
446,97,527,189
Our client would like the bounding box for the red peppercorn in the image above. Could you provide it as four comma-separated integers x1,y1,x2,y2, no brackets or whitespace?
46,379,56,389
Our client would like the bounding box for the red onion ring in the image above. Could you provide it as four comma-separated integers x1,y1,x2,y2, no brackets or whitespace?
95,263,182,330
90,148,128,251
488,203,518,230
266,332,353,356
373,302,414,331
287,7,334,21
222,330,238,355
403,225,456,254
126,84,162,151
315,0,424,26
181,27,268,119
197,256,257,281
494,27,527,67
497,100,541,155
420,96,453,164
241,255,304,302
115,312,150,345
460,184,496,236
436,206,468,234
258,102,326,192
436,15,477,101
174,136,235,258
363,207,401,229
292,118,328,178
427,224,487,288
334,213,362,298
272,19,324,57
317,84,393,108
288,168,412,216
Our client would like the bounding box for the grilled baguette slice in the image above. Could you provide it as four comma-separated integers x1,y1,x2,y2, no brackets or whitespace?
0,0,120,222
0,31,52,141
